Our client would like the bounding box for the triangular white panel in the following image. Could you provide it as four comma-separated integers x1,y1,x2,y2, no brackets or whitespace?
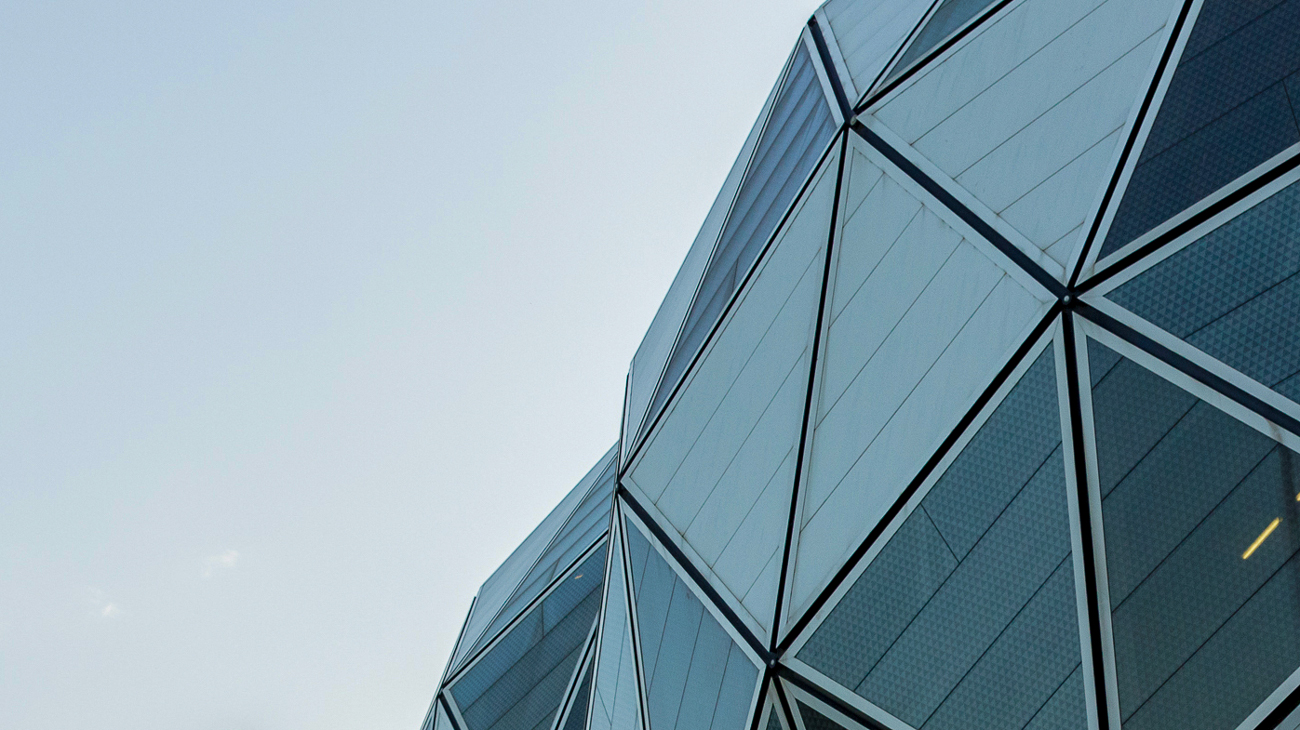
865,0,1181,272
786,136,1053,628
817,0,936,103
624,146,842,640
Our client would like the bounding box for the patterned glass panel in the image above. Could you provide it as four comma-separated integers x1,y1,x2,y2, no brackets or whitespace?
625,523,759,730
450,548,606,730
1090,340,1300,730
1099,0,1300,256
797,349,1087,730
1108,178,1300,403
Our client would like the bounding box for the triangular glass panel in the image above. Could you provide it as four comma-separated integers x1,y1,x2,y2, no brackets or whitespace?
450,458,600,674
559,651,595,730
1106,177,1300,405
788,139,1051,622
867,0,1181,271
462,452,617,663
643,41,836,438
448,546,606,730
589,528,642,730
625,145,840,639
796,348,1088,730
1098,0,1300,258
1088,339,1300,730
766,713,783,730
797,702,850,730
888,0,1000,80
625,521,760,730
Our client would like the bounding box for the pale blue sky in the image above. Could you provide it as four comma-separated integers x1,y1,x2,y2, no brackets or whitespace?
0,1,820,729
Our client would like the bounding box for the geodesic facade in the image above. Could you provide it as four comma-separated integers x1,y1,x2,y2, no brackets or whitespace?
421,2,1300,730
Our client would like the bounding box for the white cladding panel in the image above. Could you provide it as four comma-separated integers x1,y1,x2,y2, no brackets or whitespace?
788,149,1049,619
821,0,935,101
871,0,1177,265
626,153,839,634
589,534,639,730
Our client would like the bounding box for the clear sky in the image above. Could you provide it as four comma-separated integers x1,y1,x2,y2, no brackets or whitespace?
0,1,820,729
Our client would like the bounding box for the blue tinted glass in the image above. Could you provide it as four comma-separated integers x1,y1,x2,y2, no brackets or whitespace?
1109,178,1300,402
1099,0,1300,256
451,547,606,730
1090,340,1300,730
646,42,836,432
1023,668,1086,730
625,522,759,730
561,654,594,730
891,0,999,77
467,459,616,659
798,349,1085,728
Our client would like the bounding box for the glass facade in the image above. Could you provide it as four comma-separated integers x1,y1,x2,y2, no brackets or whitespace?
423,3,1300,730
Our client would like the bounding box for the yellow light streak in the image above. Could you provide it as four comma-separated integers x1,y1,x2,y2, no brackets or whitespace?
1243,517,1282,560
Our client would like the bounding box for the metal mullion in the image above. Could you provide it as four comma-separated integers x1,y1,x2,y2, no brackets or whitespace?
549,618,599,730
775,307,1059,656
776,665,896,730
1062,312,1119,730
446,534,609,689
1066,0,1200,287
854,0,1020,114
623,116,844,477
1075,301,1300,444
773,129,849,649
619,486,772,665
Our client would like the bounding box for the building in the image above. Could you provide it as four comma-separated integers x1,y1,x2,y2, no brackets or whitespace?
422,1,1300,730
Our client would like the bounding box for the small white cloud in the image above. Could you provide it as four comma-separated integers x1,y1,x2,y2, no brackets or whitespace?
202,549,240,578
87,588,122,620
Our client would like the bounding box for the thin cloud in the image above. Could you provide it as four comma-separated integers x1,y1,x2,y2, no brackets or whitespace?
87,588,121,620
202,549,240,578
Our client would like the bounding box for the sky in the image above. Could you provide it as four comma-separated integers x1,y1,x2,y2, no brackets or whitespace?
0,1,821,729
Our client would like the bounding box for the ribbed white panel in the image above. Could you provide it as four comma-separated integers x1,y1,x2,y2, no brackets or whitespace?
869,0,1180,269
625,150,840,636
788,148,1051,622
820,0,936,101
622,66,784,461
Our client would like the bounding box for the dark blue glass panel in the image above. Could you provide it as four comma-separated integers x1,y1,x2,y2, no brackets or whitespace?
891,0,1000,78
1090,340,1300,730
450,547,606,730
645,42,836,434
1099,0,1300,257
1023,668,1086,730
560,654,594,730
798,349,1085,729
1108,178,1300,403
625,522,760,730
